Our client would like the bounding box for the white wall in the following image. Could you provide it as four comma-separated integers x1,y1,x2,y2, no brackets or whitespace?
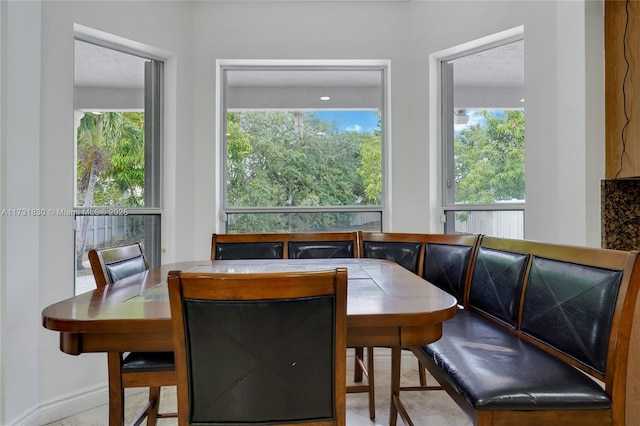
2,1,42,423
0,0,603,424
2,1,195,424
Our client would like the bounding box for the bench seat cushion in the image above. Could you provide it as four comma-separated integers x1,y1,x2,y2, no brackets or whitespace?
416,310,611,410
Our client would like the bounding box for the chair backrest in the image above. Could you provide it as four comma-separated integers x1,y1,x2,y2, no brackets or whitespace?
286,232,359,259
88,243,149,288
421,234,480,305
168,268,347,426
211,233,286,260
359,232,427,274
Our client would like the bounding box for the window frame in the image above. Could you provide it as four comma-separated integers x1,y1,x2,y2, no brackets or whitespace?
217,60,390,233
73,35,164,293
440,35,525,237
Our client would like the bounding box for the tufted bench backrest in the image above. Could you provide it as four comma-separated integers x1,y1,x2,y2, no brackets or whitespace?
421,234,479,305
467,245,529,327
521,255,623,375
467,236,640,382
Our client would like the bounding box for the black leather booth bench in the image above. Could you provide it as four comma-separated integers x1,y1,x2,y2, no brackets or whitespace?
210,231,640,425
410,235,640,426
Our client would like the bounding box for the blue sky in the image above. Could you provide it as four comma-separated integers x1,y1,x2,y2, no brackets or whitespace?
314,111,380,133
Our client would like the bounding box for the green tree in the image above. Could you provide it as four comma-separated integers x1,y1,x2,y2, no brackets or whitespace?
75,112,145,268
226,110,382,232
357,130,382,204
454,110,525,205
103,112,145,207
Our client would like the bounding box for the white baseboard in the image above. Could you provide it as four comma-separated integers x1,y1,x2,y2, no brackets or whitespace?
21,383,108,426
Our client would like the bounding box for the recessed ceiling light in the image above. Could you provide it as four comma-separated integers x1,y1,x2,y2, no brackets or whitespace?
320,96,331,101
520,98,525,102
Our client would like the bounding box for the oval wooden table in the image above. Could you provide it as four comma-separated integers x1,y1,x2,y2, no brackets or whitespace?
43,258,458,426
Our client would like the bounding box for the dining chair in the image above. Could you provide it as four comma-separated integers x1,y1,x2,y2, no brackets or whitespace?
88,243,176,426
359,232,426,275
357,231,429,412
168,268,347,426
283,231,373,417
211,233,286,260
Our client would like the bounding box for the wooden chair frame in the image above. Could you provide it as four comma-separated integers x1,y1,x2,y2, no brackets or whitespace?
168,268,348,426
88,243,176,426
89,242,149,288
212,232,365,416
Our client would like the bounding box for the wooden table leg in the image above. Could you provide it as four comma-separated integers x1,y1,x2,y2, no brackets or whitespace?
390,346,414,426
390,346,400,426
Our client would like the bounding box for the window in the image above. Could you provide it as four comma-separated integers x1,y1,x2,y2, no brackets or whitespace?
220,63,386,233
442,39,525,238
73,38,163,294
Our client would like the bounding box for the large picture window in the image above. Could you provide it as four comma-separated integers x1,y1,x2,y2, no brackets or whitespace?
73,38,163,294
221,64,386,233
442,38,525,238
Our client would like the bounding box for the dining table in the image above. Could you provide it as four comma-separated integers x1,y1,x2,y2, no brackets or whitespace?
42,258,458,426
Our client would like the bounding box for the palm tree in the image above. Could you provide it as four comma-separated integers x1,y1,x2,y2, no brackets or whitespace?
75,112,143,269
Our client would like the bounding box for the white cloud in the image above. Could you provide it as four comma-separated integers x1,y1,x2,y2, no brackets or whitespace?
346,124,363,132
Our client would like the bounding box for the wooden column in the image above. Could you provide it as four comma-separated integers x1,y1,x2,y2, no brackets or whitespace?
606,0,640,178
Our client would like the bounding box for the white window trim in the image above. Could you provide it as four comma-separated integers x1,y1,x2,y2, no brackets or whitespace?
428,26,525,232
215,59,392,232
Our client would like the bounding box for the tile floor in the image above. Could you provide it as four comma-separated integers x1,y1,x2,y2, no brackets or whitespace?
45,349,471,426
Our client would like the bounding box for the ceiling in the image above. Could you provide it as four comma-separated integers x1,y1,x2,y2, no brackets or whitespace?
75,41,148,89
74,38,524,106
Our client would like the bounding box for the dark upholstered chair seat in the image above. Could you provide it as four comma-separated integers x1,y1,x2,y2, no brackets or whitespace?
121,352,175,373
416,310,611,410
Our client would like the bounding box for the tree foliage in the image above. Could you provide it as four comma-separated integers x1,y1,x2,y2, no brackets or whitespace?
454,110,525,204
76,111,145,268
77,112,145,208
226,111,382,232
